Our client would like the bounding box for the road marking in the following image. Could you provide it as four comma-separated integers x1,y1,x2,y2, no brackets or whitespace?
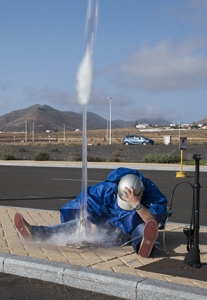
52,178,100,183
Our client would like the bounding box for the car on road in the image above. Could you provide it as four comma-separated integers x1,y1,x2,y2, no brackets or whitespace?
122,135,155,145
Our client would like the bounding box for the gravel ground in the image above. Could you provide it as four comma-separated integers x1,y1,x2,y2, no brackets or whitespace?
0,144,207,163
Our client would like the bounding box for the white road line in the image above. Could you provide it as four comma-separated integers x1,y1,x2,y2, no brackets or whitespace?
52,178,101,182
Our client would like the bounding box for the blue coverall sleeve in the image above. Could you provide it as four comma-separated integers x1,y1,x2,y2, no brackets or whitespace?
141,178,168,227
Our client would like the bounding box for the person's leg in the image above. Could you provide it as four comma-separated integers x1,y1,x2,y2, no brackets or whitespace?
14,212,78,241
32,219,78,239
130,222,145,253
138,220,158,258
130,220,158,258
99,224,130,246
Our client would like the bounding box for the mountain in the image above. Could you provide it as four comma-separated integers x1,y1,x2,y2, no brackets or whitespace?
196,117,207,125
0,104,171,132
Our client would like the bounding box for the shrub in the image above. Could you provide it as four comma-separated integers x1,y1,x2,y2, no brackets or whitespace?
143,151,179,163
108,156,121,162
73,153,82,161
3,153,16,160
18,147,27,152
0,148,16,160
107,151,122,162
87,155,103,162
184,159,207,166
73,154,103,162
49,148,59,152
34,151,49,161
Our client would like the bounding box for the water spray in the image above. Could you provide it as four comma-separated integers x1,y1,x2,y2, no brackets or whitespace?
76,0,99,238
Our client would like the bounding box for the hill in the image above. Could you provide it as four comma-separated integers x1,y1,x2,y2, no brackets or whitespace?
197,117,207,125
0,104,171,132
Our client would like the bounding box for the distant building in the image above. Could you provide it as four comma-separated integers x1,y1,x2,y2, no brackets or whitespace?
170,123,190,128
135,124,148,129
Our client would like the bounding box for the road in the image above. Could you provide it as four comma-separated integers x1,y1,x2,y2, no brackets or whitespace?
0,165,206,300
0,166,206,225
0,272,125,300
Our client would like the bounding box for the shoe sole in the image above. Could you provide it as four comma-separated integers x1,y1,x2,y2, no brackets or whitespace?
14,213,31,240
138,220,158,258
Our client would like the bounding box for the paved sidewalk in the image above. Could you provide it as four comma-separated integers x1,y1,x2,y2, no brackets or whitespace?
0,206,207,299
0,161,207,299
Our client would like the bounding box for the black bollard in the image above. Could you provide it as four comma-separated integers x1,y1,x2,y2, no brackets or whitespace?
183,154,202,268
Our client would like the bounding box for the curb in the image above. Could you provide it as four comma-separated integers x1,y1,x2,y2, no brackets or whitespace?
0,160,207,172
1,252,207,300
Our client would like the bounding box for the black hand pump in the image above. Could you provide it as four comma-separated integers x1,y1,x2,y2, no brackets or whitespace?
183,154,202,268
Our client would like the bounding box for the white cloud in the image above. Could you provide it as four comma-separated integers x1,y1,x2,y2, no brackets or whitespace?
117,37,207,91
23,86,77,108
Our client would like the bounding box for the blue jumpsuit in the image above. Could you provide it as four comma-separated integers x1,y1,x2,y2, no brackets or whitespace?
58,167,168,252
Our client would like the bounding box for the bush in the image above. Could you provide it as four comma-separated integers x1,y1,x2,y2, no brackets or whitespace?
73,153,82,161
107,151,122,162
108,156,121,162
143,151,179,163
184,159,207,165
49,148,59,152
88,155,103,162
34,151,49,161
0,148,16,160
2,153,16,160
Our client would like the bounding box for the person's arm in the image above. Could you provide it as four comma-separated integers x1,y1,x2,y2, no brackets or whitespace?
122,186,159,225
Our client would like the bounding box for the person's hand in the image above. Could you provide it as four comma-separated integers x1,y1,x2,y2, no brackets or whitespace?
121,186,143,209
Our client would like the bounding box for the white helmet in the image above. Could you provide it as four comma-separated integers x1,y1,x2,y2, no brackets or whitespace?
117,174,145,210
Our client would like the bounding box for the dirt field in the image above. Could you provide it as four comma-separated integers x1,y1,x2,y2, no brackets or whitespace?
0,128,207,162
0,127,207,145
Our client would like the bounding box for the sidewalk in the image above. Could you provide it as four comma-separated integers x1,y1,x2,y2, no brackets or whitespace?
0,161,207,299
1,206,207,299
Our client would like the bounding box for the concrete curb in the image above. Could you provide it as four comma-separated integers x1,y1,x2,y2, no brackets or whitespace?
0,160,207,172
1,252,207,300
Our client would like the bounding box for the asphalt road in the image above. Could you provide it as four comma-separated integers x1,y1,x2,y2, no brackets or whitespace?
0,272,126,300
0,166,206,225
0,165,206,300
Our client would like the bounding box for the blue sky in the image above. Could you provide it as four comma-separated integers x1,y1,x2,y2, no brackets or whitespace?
1,0,207,123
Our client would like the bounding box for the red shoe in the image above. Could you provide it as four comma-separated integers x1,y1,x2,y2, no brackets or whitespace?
14,213,34,241
138,220,158,258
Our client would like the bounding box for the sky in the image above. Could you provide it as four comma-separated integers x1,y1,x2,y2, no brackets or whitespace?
1,0,207,124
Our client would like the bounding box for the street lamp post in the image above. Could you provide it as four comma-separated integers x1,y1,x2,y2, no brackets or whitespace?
32,123,35,142
63,124,65,142
106,120,108,141
108,97,112,145
25,121,27,143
